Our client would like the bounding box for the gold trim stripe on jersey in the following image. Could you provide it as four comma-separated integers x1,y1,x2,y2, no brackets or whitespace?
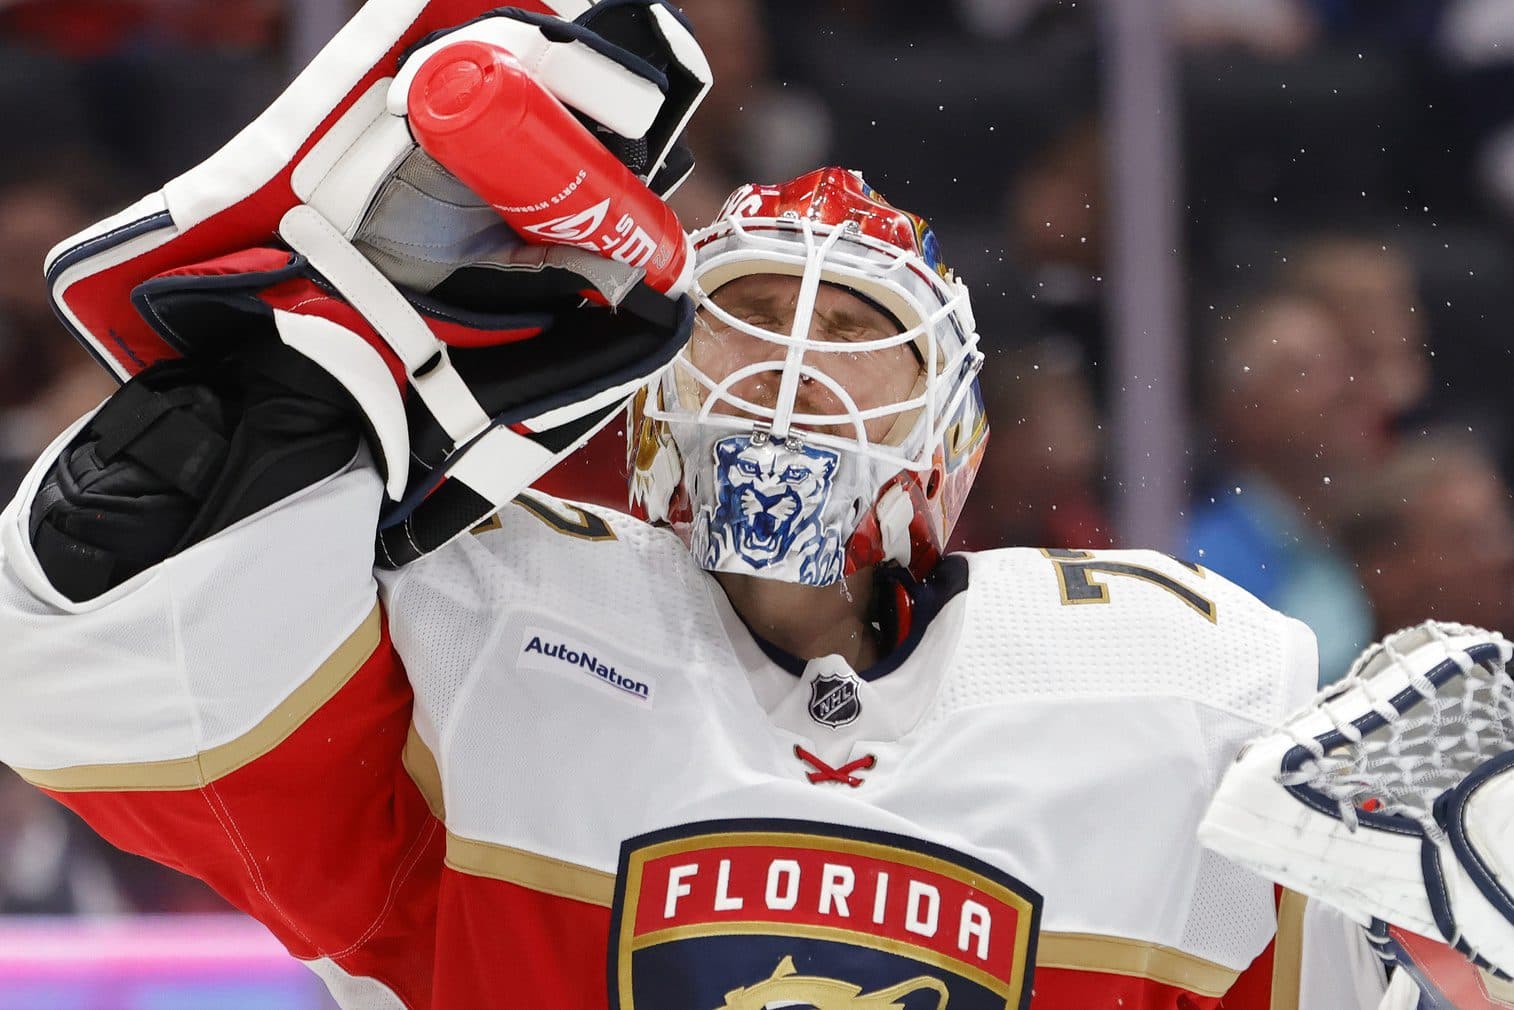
14,605,383,793
1270,889,1308,1010
403,724,446,821
446,833,617,907
1036,932,1239,999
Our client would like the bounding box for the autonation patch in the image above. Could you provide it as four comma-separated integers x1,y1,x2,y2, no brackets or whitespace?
518,626,654,705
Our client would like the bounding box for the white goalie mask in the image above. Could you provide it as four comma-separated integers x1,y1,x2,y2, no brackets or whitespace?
630,167,989,587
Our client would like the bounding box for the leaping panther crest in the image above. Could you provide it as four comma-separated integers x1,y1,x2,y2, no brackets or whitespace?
712,956,949,1010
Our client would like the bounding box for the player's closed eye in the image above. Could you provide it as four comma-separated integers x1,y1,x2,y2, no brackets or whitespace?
738,312,782,328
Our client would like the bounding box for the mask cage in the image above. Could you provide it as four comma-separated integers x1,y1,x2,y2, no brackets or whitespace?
646,213,983,475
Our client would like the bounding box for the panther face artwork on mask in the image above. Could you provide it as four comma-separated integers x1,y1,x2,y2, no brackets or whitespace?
693,435,843,586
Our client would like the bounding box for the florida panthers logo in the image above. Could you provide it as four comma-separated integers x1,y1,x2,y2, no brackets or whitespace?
695,436,844,586
608,819,1042,1010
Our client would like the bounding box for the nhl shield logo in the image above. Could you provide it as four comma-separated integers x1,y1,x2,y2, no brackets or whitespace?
608,818,1042,1010
809,673,861,728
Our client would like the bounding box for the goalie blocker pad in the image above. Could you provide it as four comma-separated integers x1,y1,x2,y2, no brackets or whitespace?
132,246,693,569
45,0,709,385
44,0,708,565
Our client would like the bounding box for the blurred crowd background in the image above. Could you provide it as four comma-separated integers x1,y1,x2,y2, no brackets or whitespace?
1,0,1513,931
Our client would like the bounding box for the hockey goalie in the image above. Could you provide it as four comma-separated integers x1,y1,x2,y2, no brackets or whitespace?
1,1,1512,1007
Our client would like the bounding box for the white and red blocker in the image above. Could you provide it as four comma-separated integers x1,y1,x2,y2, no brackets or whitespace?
406,40,693,296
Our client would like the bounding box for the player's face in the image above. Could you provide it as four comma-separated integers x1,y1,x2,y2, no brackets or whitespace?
688,274,921,444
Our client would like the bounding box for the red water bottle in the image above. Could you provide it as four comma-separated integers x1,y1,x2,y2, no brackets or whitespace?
405,40,692,297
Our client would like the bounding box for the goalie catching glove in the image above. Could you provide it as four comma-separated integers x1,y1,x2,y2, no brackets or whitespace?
1198,622,1514,1003
44,0,711,569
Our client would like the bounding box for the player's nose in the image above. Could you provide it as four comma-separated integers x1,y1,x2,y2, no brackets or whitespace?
722,368,780,414
724,369,842,422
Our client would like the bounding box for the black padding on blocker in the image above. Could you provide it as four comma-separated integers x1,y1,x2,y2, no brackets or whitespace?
30,345,364,602
405,291,691,467
375,397,622,570
92,382,229,499
648,142,695,197
423,261,679,333
530,399,621,455
131,254,307,355
402,6,668,95
377,478,496,568
598,130,652,176
428,263,611,316
407,292,556,335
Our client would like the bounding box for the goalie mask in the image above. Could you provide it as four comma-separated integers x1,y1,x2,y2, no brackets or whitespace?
630,168,988,586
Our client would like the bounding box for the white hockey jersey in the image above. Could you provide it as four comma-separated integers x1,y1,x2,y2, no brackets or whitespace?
0,440,1402,1009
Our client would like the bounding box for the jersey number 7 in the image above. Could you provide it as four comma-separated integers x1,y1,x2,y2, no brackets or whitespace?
1040,548,1217,623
